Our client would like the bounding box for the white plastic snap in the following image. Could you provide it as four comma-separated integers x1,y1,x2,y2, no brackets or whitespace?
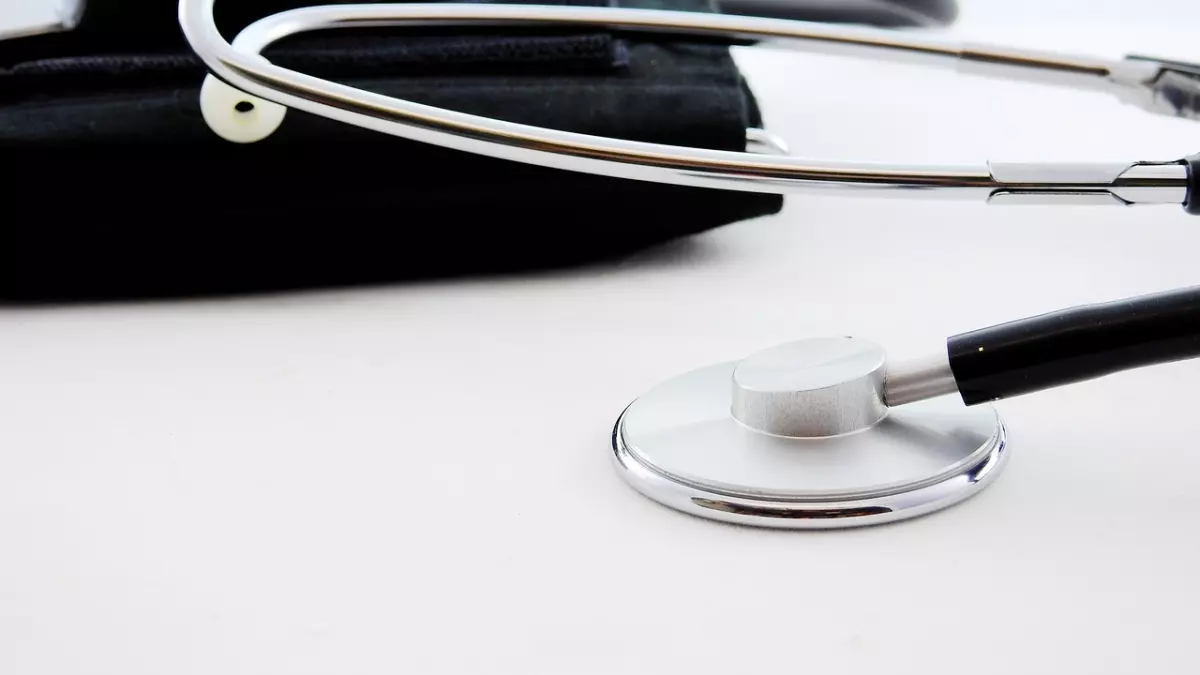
200,75,287,144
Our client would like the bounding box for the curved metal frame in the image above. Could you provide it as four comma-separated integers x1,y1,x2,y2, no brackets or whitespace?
178,1,1196,207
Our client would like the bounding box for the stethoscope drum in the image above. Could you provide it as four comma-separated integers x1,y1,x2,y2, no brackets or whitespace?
614,286,1200,529
612,337,1007,529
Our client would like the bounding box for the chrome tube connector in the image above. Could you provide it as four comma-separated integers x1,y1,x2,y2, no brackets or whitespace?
986,161,1189,206
1121,56,1200,121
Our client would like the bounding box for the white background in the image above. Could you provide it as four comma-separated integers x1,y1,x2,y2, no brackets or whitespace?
3,1,1200,673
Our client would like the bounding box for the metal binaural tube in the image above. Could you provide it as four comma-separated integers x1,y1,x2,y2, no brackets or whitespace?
179,1,1193,207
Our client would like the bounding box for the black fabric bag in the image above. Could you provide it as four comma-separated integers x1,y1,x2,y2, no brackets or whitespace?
0,0,783,300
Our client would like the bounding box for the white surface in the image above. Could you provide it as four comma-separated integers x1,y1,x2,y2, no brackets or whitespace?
3,2,1200,673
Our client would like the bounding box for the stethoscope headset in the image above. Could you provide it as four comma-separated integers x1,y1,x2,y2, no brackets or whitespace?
178,1,1200,529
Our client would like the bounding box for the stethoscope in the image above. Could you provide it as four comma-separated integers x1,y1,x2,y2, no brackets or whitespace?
178,1,1200,529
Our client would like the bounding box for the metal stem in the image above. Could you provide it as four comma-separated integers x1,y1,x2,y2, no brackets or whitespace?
883,352,959,407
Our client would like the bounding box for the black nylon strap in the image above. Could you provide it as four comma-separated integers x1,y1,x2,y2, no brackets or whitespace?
0,0,782,301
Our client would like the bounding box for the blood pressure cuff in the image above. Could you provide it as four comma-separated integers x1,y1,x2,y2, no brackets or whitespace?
0,0,783,301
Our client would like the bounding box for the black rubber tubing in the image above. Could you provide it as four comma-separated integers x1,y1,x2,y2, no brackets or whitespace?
1184,153,1200,215
947,285,1200,405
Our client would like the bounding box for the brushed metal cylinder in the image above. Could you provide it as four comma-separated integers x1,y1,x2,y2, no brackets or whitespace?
730,337,888,438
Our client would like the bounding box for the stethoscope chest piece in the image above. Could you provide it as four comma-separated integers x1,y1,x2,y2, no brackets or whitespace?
612,337,1008,529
